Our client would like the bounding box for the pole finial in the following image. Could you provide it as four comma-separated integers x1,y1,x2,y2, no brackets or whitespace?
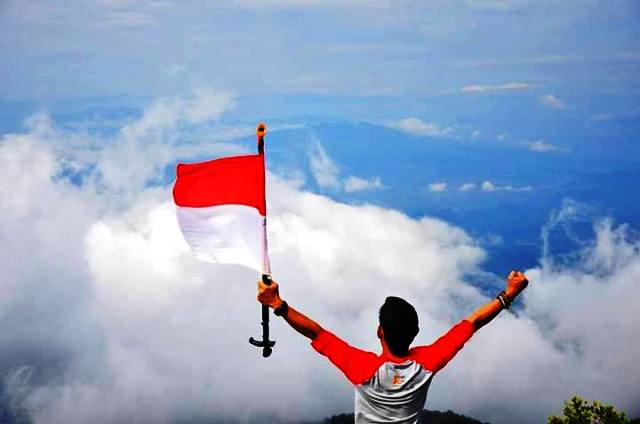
256,122,267,138
256,123,267,154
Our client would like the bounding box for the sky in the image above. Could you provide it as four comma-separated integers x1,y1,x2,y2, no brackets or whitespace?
1,1,639,423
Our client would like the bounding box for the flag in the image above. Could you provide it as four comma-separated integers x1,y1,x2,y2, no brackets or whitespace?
173,153,270,273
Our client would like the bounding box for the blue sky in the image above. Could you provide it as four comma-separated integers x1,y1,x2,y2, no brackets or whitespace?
2,1,640,99
2,0,640,159
1,1,640,423
2,0,640,173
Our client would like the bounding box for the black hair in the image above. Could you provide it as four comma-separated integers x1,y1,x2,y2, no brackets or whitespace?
379,296,419,356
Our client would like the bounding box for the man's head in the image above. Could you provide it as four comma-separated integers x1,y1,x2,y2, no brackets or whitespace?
378,296,419,356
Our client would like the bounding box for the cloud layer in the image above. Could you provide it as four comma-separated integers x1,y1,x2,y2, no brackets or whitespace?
0,90,638,424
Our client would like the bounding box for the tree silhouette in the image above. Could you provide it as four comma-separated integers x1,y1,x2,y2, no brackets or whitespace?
548,395,631,424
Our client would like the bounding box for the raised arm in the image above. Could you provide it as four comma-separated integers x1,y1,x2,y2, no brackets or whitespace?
466,270,529,330
257,279,382,384
257,279,323,340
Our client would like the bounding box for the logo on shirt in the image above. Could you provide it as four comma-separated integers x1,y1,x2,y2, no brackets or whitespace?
392,372,404,385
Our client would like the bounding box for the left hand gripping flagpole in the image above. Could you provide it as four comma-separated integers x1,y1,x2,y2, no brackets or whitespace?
249,123,276,358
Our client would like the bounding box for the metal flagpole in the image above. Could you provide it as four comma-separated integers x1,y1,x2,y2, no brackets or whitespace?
249,123,276,358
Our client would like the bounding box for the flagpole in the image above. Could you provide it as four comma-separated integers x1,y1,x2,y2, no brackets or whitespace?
249,123,276,358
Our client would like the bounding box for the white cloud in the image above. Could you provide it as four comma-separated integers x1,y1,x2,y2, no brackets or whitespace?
471,130,481,139
461,82,531,93
481,180,496,191
459,183,476,192
505,185,532,191
425,180,532,193
539,94,567,110
94,88,237,200
493,134,561,153
309,141,341,190
124,87,234,138
481,180,532,192
1,93,638,424
344,175,384,193
389,118,455,138
428,182,448,192
528,139,559,152
310,140,384,193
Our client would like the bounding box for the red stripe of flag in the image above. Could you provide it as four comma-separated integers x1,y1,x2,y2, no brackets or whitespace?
173,154,266,216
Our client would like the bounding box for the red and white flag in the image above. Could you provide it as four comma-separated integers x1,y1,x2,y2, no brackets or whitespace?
173,152,270,274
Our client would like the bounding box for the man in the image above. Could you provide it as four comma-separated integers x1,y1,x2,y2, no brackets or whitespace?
257,270,529,423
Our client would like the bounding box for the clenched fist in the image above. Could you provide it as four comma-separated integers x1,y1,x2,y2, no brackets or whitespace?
506,270,529,298
257,279,284,309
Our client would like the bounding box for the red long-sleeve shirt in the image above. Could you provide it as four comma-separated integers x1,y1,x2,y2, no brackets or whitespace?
311,320,475,423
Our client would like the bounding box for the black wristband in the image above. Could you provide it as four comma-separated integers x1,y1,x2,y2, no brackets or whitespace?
274,300,288,317
496,290,513,310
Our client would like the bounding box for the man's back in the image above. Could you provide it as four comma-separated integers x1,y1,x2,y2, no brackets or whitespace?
356,359,433,423
256,272,529,422
312,320,475,424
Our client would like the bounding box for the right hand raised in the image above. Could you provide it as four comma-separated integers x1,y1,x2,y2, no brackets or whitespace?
506,270,529,297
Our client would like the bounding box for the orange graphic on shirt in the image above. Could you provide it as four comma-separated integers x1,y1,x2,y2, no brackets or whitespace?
392,373,403,385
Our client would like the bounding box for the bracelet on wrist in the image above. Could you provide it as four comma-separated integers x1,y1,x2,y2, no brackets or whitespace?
496,290,513,310
274,300,289,317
